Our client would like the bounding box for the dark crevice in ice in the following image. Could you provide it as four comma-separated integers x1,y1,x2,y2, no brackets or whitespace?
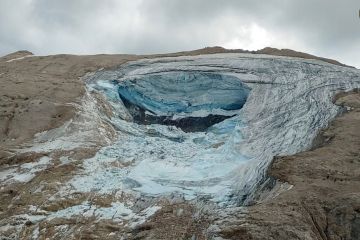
120,96,236,132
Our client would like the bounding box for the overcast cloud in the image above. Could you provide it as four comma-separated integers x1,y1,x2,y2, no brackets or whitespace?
0,0,359,67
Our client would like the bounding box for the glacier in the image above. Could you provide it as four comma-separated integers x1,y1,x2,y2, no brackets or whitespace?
74,53,360,205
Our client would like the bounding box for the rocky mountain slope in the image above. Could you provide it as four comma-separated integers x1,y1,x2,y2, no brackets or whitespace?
0,48,359,239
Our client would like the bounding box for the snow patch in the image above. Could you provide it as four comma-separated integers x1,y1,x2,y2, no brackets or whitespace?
5,54,33,63
14,202,161,228
0,156,52,183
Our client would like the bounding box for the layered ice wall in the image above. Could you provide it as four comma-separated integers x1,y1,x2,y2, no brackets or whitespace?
117,72,249,115
116,72,250,131
85,53,360,204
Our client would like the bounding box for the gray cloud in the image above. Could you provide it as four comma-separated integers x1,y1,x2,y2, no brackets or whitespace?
0,0,359,67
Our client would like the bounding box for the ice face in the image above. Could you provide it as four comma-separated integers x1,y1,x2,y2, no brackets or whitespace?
92,72,250,132
116,72,250,132
117,72,250,115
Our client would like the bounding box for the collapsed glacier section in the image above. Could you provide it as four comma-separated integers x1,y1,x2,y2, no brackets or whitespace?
82,71,251,202
116,72,250,132
84,53,360,204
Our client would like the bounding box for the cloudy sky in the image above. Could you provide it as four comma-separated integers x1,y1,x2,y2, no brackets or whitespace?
1,0,359,67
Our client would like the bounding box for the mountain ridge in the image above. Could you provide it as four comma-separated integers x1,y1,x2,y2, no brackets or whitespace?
1,46,353,68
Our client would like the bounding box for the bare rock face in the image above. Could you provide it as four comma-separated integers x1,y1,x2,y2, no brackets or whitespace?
0,49,359,239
